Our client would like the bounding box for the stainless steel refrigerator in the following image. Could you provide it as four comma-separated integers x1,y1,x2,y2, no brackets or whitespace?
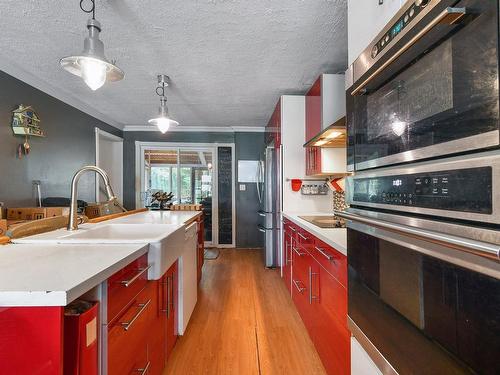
257,145,281,268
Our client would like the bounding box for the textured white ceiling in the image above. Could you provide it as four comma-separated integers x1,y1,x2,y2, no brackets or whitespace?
0,0,347,129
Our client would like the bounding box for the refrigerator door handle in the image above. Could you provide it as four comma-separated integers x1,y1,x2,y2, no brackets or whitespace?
256,161,262,204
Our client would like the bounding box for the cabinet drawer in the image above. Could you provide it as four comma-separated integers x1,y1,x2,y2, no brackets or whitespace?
296,227,314,252
108,254,149,323
108,281,156,375
311,239,347,288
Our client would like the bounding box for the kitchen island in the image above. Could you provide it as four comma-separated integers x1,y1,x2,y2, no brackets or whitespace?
0,210,203,375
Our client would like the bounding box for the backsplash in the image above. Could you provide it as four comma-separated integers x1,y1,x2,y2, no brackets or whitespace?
332,190,347,212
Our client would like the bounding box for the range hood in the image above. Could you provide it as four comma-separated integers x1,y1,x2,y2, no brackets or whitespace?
303,116,346,148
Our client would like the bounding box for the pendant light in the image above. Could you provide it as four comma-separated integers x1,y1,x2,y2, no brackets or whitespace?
60,0,124,91
148,75,179,133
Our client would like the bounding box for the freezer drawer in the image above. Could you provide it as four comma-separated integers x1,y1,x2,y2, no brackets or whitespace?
258,225,279,268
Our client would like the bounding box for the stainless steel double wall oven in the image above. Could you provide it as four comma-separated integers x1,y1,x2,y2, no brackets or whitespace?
340,0,500,374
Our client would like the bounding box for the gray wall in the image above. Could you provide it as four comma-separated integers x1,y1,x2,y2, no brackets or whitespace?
0,70,121,207
235,132,265,248
123,131,264,248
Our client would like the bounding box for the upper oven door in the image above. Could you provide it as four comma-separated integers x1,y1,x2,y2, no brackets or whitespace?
347,0,499,171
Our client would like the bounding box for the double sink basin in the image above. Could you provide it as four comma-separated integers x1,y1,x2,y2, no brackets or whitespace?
12,216,188,280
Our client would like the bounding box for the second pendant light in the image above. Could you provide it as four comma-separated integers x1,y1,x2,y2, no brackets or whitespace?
149,74,179,133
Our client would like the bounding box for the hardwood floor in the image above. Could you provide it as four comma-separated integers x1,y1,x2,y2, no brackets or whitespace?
164,248,327,375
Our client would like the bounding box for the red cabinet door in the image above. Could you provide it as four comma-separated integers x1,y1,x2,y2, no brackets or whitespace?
266,99,281,146
283,222,293,294
310,264,350,375
165,261,178,359
311,239,347,288
108,281,156,375
291,243,315,333
197,217,204,283
306,77,322,141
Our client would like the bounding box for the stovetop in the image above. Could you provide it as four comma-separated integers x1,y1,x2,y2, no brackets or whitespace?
298,215,346,229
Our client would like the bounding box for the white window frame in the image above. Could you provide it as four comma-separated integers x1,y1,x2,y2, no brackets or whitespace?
135,141,236,248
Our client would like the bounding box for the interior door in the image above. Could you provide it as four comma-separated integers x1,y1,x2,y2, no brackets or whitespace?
95,128,123,204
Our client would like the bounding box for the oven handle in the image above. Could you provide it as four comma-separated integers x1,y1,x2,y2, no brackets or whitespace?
351,7,467,96
334,210,500,261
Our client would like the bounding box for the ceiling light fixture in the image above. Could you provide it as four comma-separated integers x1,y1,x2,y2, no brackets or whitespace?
148,74,179,133
60,0,124,91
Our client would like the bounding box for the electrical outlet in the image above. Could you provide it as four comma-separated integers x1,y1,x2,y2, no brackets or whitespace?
239,184,246,191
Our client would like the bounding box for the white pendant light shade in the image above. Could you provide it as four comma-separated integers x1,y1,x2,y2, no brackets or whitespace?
148,75,179,133
60,16,124,90
80,57,108,90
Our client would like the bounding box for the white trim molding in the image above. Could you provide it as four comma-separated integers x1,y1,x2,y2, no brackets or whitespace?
123,125,266,133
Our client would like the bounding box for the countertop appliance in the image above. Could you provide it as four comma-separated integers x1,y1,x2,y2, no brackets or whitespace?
346,0,499,171
341,0,500,373
257,145,281,267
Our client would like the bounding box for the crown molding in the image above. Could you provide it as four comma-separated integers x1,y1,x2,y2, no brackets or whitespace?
0,54,124,130
123,125,266,133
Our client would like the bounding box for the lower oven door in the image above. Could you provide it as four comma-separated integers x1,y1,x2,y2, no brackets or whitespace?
344,214,500,374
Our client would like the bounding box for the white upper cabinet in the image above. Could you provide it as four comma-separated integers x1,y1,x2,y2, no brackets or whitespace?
348,0,404,65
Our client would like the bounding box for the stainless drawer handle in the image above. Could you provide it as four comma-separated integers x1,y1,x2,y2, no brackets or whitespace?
308,266,319,304
298,232,309,241
351,7,467,96
292,247,305,257
258,212,266,217
293,279,306,293
120,265,152,287
315,246,335,262
161,276,170,315
258,226,266,233
121,299,151,331
136,361,151,374
290,227,297,232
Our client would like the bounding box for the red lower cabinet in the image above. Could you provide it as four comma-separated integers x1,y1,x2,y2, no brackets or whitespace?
108,280,156,375
165,261,178,359
283,221,350,375
312,266,350,375
283,222,293,293
108,259,179,375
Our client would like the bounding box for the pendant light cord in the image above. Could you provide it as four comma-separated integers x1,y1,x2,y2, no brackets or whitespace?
156,82,166,99
80,0,96,19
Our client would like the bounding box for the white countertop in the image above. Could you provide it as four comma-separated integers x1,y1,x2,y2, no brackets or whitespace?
0,243,148,307
282,212,347,256
1,210,201,307
109,210,200,225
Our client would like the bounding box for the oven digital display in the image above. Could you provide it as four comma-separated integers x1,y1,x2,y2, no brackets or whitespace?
392,20,404,37
352,167,493,214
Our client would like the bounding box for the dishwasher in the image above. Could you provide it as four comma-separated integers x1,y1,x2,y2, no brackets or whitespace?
178,221,198,335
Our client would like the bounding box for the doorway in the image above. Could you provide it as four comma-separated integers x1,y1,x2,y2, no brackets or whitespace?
136,142,235,247
95,128,123,203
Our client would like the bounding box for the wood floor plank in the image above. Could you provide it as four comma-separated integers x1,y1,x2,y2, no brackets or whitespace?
163,249,326,375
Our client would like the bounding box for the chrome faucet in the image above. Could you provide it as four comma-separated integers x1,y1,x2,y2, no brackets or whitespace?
68,166,117,230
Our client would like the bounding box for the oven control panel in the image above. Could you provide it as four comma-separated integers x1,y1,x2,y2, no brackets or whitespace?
352,167,493,214
371,0,430,59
